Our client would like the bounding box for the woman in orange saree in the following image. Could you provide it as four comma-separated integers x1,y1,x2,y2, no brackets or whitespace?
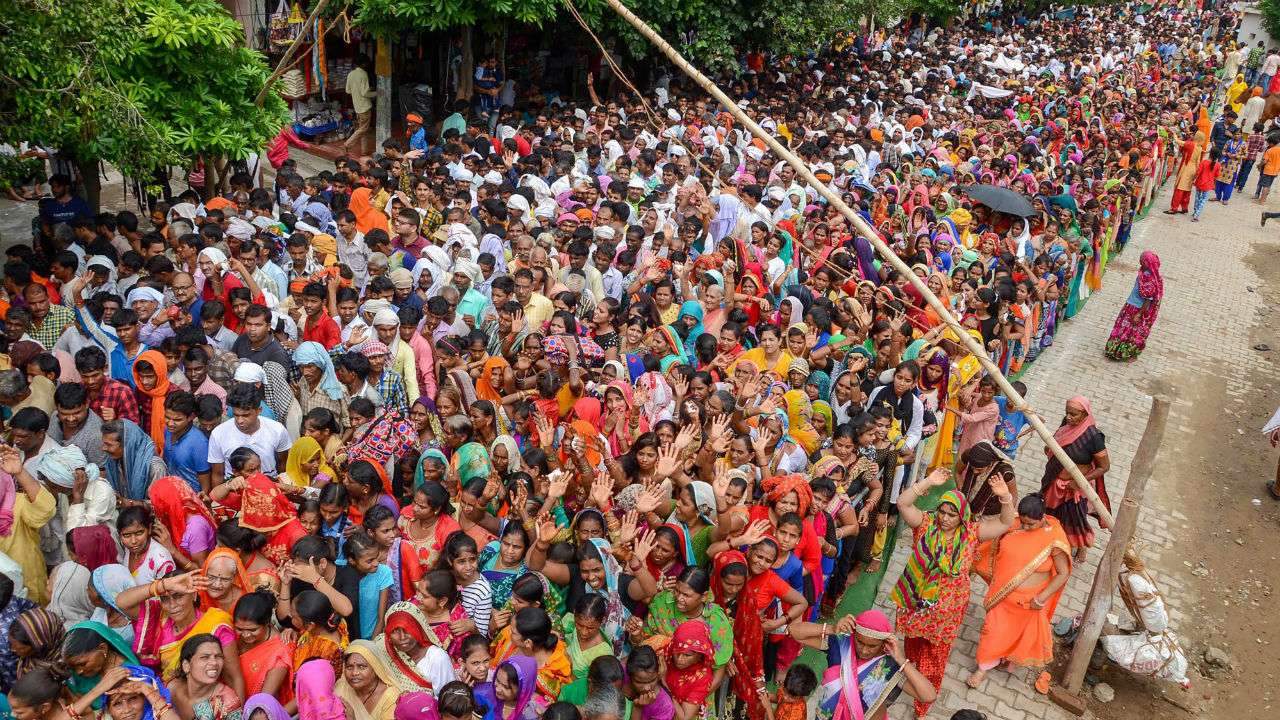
967,495,1071,688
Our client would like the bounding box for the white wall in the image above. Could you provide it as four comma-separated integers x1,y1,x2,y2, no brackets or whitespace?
1239,5,1277,50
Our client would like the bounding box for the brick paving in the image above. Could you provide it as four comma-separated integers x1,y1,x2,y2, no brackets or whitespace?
873,182,1280,719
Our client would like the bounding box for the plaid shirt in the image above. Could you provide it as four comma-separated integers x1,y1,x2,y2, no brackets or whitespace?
375,369,409,417
418,205,444,236
30,304,74,349
92,379,140,424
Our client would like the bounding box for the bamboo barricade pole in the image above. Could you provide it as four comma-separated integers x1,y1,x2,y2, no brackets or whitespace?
592,0,1116,527
1054,396,1170,709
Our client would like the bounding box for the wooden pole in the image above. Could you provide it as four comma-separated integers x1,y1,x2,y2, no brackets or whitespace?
1054,396,1170,709
592,0,1116,527
255,0,332,108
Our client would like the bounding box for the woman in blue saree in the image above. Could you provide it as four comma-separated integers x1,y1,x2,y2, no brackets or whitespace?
791,610,935,720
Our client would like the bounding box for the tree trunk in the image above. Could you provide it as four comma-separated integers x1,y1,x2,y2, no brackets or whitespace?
459,25,474,100
76,156,102,214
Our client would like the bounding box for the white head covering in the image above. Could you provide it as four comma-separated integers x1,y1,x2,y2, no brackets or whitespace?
452,257,481,284
126,286,164,308
199,247,229,274
233,361,267,384
360,298,393,319
372,308,401,328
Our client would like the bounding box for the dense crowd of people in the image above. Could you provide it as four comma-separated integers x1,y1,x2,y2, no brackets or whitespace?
0,3,1232,720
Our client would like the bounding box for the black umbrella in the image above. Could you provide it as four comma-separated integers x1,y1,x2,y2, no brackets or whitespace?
963,184,1037,217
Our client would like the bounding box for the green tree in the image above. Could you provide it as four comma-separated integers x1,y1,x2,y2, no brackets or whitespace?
0,0,288,209
1264,0,1280,43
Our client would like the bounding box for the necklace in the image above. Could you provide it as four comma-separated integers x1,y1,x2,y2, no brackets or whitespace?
358,682,383,707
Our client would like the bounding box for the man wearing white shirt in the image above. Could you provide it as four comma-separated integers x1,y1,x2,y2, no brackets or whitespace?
335,209,372,291
207,384,291,481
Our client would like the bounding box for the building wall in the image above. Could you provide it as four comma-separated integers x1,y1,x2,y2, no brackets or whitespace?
1239,5,1277,50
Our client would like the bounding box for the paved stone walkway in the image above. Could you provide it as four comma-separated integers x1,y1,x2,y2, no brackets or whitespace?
874,181,1280,719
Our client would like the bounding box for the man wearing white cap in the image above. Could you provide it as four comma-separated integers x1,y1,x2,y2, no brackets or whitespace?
371,307,419,403
451,258,490,327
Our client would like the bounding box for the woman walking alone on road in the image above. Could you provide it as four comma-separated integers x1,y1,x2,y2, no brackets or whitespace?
1105,251,1164,361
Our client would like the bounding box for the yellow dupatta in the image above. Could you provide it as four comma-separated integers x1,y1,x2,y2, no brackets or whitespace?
283,436,333,487
159,608,234,681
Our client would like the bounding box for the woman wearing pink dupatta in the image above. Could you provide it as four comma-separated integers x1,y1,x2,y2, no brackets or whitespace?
791,610,936,720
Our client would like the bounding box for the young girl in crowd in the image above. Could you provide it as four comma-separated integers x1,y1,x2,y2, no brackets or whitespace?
118,506,175,585
345,531,394,640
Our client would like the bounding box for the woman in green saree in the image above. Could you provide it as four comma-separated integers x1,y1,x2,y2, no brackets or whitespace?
63,621,141,708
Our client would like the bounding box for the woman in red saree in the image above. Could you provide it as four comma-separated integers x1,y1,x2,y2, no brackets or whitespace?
149,476,217,569
216,472,310,571
967,495,1071,688
664,619,717,720
711,551,765,720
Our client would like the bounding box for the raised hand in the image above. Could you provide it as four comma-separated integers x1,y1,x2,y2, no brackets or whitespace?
588,472,611,509
535,515,558,545
632,528,657,560
0,446,23,476
988,474,1011,499
711,464,733,500
635,486,664,515
672,424,697,453
162,570,207,595
671,372,689,400
619,510,640,547
548,472,571,501
737,519,771,547
654,445,681,479
924,468,951,488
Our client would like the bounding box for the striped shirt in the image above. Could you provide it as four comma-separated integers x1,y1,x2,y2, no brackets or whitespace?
459,576,493,636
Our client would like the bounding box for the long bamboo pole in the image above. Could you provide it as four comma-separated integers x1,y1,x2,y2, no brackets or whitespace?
595,0,1116,527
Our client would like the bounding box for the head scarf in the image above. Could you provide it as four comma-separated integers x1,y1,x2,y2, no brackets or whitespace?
1135,250,1163,303
284,436,334,487
239,472,299,534
104,420,157,501
475,357,510,404
349,188,390,234
33,444,101,490
15,608,66,676
452,442,493,485
197,548,252,610
853,609,894,641
244,694,292,720
383,602,438,690
571,396,604,431
47,562,95,629
70,527,117,572
489,435,523,473
311,234,339,266
890,489,972,613
782,389,820,455
198,248,229,277
360,339,390,358
132,349,171,448
675,300,705,357
394,693,439,720
116,664,172,720
125,286,164,309
584,537,630,652
148,476,217,562
90,564,138,615
344,639,404,692
293,341,345,401
1054,395,1096,447
233,361,267,384
297,659,347,720
491,656,538,720
761,474,813,518
664,619,716,706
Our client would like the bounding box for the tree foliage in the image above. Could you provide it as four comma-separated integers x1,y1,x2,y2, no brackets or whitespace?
1263,0,1280,43
351,0,562,35
0,0,287,196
